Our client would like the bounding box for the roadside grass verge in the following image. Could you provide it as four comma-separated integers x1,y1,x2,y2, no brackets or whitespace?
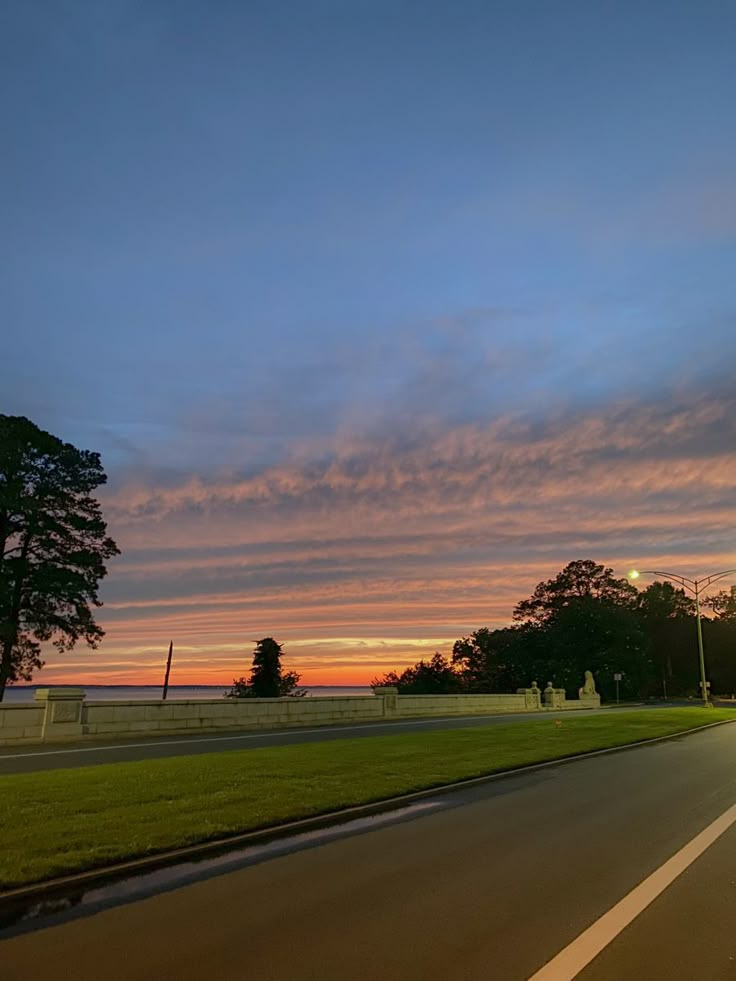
1,708,733,889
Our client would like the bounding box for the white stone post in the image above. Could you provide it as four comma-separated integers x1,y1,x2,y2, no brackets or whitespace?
517,682,542,710
543,683,566,708
35,688,86,741
372,685,399,716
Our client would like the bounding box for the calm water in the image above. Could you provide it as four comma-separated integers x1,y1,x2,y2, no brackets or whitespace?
4,685,372,703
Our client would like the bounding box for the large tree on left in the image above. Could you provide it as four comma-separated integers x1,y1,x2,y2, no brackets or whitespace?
0,416,120,701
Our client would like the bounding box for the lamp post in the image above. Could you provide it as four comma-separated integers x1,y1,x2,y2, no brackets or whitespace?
629,568,736,707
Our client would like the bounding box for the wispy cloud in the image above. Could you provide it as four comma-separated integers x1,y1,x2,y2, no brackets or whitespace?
44,389,732,685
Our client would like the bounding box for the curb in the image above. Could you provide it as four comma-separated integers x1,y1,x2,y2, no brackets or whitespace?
2,716,734,911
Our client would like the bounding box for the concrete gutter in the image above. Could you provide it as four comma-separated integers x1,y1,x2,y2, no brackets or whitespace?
2,717,734,916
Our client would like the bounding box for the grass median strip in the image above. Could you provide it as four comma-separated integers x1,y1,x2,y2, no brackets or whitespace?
1,708,733,890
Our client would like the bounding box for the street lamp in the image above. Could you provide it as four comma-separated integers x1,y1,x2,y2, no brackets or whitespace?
628,568,736,707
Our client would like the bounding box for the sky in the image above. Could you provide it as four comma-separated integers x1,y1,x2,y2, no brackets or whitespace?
2,0,735,686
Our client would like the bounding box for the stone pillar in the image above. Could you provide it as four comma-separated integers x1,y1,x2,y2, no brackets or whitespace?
544,684,566,709
578,692,601,709
35,688,86,741
372,685,399,716
516,682,541,710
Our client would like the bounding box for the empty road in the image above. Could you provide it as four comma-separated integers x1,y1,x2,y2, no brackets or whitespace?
2,720,736,979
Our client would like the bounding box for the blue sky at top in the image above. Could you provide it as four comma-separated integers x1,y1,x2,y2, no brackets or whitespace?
4,1,735,471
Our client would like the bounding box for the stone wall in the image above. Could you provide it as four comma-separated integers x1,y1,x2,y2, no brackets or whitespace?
396,693,529,717
0,704,45,743
83,694,386,738
0,684,600,746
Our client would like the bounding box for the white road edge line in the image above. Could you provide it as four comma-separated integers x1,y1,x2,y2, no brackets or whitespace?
0,712,546,759
527,800,736,980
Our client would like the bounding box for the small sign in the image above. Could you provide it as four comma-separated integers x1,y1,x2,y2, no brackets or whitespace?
699,681,711,689
614,673,622,681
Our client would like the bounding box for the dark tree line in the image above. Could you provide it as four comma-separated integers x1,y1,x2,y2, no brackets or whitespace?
373,560,736,700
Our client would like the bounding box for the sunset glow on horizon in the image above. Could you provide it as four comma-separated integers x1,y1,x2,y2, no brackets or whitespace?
4,3,735,688
24,392,736,688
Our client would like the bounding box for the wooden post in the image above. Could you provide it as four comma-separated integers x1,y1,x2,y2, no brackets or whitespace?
162,640,173,700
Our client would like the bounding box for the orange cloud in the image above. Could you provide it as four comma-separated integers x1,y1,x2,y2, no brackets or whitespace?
32,393,736,686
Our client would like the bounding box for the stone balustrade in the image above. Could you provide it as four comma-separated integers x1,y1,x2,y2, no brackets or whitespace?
0,679,600,745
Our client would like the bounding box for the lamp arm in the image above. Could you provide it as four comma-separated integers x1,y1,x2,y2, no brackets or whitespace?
640,570,696,594
700,570,736,590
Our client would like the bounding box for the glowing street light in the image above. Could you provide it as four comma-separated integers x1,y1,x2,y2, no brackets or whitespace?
628,568,736,707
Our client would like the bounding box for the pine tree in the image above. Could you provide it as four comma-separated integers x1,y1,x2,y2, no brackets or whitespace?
226,637,304,698
0,416,119,700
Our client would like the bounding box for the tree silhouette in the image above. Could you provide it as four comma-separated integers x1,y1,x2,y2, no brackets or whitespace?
636,581,696,696
512,560,646,698
703,587,736,621
0,416,119,701
513,559,637,625
451,627,529,692
371,652,461,694
226,637,304,698
373,560,734,700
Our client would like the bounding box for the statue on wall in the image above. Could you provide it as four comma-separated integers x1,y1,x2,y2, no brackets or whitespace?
579,670,597,697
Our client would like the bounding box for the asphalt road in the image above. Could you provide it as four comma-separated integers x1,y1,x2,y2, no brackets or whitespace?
0,706,637,774
2,720,736,980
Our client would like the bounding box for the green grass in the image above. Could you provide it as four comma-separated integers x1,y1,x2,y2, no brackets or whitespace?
1,708,733,890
